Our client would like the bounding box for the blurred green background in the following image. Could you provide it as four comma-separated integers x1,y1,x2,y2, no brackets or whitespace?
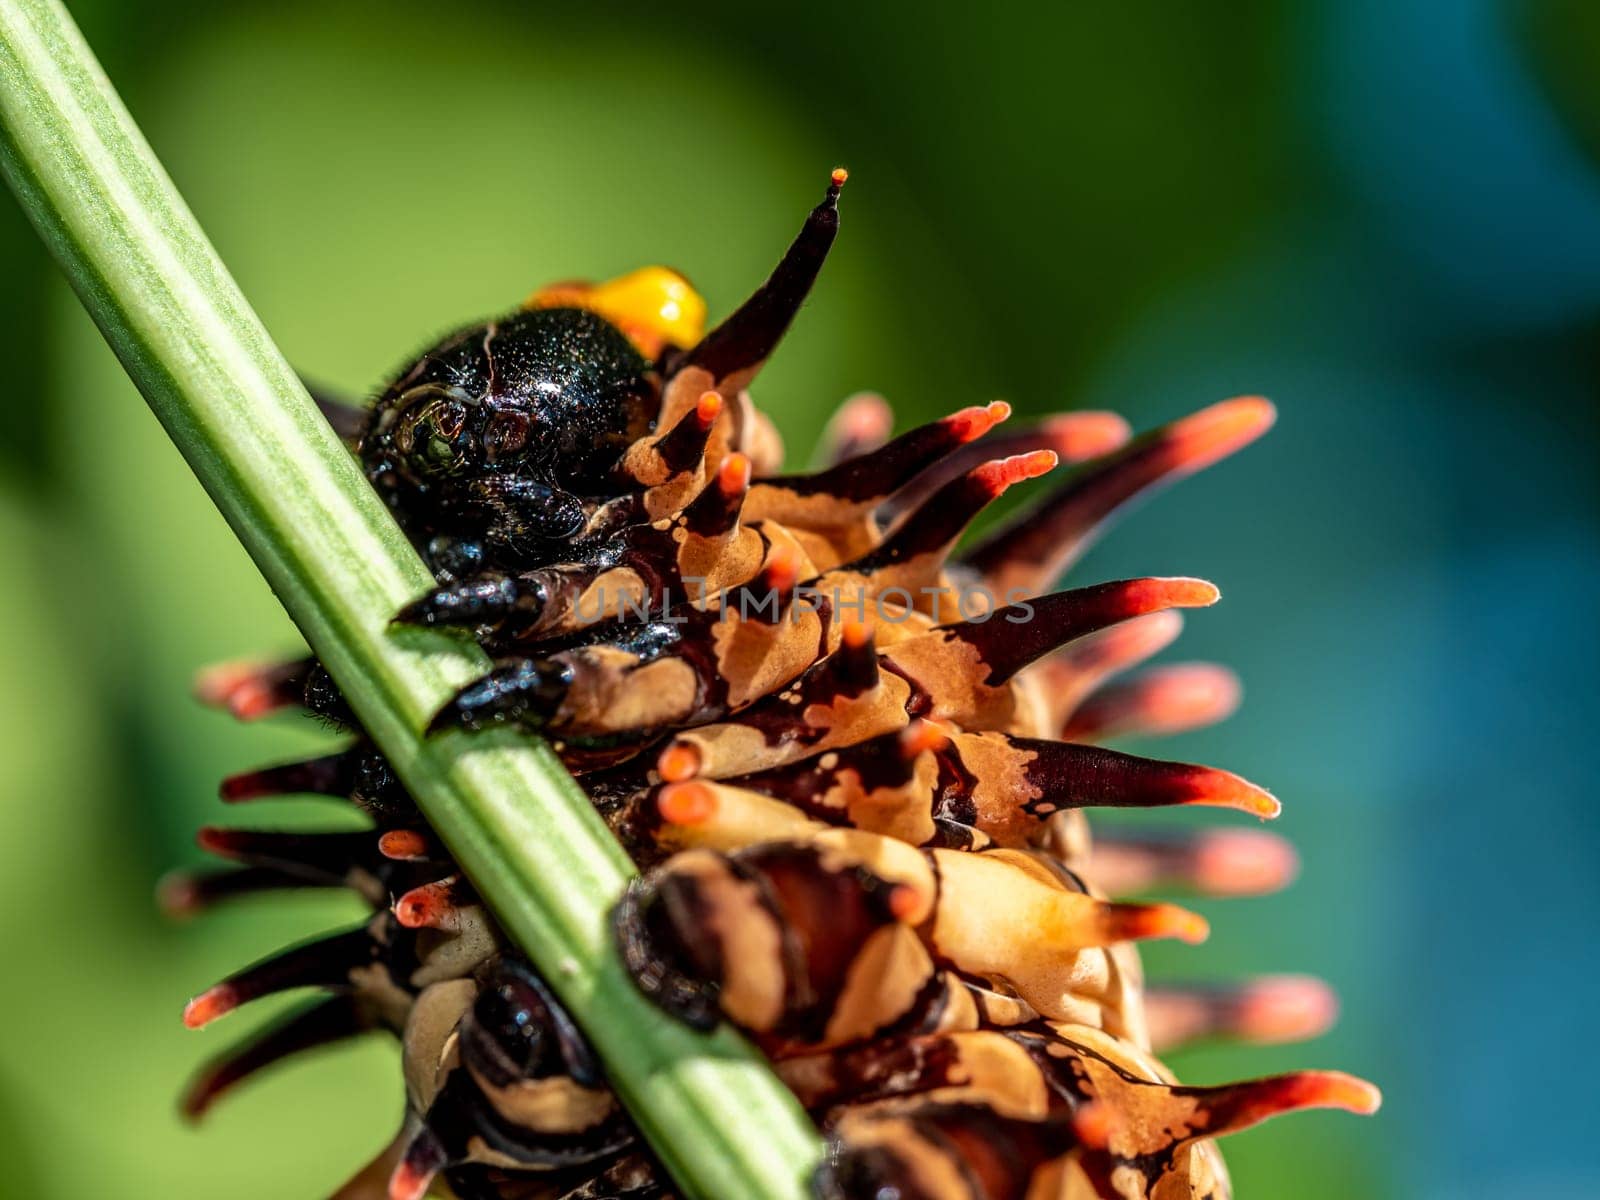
3,1,1599,1196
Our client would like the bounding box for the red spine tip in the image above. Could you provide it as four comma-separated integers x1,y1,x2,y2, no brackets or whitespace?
1322,1073,1383,1115
394,882,455,930
1235,976,1340,1043
1118,608,1186,648
695,390,723,426
899,718,951,759
183,984,239,1030
1264,1070,1383,1117
1042,411,1133,461
1117,902,1210,945
887,884,923,922
840,393,892,440
1149,577,1221,609
945,402,1011,444
156,873,201,919
1162,396,1277,471
1172,908,1212,945
1238,785,1282,820
229,683,279,721
1070,1101,1113,1149
393,892,428,928
217,772,266,802
657,742,703,783
1064,662,1242,743
840,617,872,650
1192,829,1300,896
1149,663,1242,722
658,781,717,826
974,449,1059,497
760,544,803,595
192,661,253,706
717,452,752,497
195,662,299,720
1183,770,1281,819
387,1159,438,1200
195,826,242,857
1060,610,1186,677
378,830,429,861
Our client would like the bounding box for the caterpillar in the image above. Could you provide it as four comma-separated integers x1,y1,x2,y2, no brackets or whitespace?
169,168,1379,1199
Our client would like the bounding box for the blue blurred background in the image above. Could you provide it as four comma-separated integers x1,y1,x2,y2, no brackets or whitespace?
2,1,1597,1196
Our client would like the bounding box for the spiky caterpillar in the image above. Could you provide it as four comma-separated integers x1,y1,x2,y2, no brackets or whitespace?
169,170,1378,1199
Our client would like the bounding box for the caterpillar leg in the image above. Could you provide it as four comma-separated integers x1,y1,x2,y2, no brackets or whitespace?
395,571,549,631
399,449,760,648
419,533,491,584
426,656,576,734
470,475,588,549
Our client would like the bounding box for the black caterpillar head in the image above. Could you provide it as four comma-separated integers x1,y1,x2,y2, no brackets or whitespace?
355,175,844,571
360,306,662,549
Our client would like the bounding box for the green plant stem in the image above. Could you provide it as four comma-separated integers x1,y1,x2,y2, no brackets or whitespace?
0,1,821,1195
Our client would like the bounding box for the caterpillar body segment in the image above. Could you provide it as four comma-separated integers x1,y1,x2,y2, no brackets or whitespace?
613,836,1189,1048
627,727,1276,851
